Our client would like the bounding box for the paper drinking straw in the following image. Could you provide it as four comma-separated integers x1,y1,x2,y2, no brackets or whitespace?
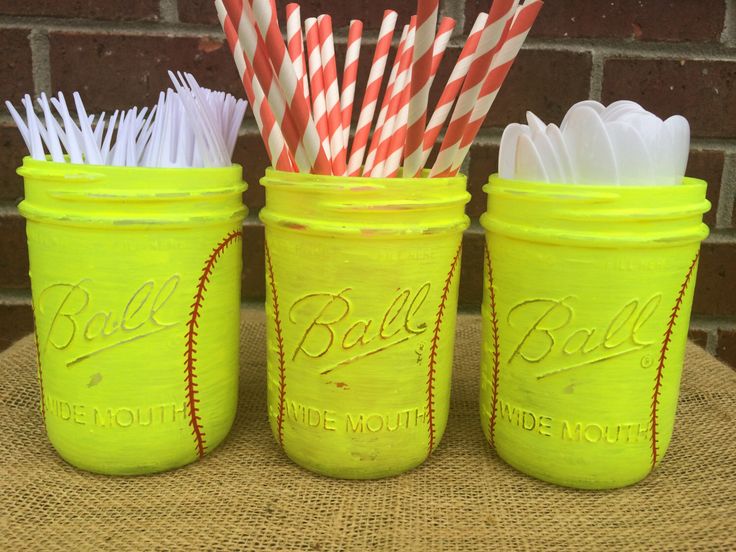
341,19,363,148
443,0,544,176
362,24,410,176
318,15,347,176
419,12,488,170
246,0,331,174
403,0,439,177
430,0,519,177
380,15,454,175
223,0,306,169
305,17,332,165
427,16,456,89
216,0,295,170
285,3,309,105
367,18,416,177
346,10,398,176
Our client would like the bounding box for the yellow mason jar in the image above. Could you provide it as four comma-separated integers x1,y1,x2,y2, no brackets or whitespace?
479,175,710,489
260,168,469,479
18,157,246,475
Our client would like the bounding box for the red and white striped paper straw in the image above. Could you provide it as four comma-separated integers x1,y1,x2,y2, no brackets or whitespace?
368,18,416,177
224,0,305,166
247,0,331,174
318,15,347,176
305,17,332,165
340,19,363,149
419,12,488,169
427,16,456,89
362,24,409,176
445,0,544,176
285,3,309,105
215,0,294,170
430,0,519,177
381,17,452,177
403,0,439,177
346,10,398,176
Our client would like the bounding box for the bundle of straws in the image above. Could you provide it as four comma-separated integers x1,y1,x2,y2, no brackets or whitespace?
215,0,543,178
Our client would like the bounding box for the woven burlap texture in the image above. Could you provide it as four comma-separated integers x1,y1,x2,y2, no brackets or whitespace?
1,309,735,551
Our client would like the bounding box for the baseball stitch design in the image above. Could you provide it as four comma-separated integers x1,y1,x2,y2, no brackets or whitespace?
32,318,45,420
264,240,287,448
184,230,242,459
650,251,700,470
485,244,501,448
426,244,462,454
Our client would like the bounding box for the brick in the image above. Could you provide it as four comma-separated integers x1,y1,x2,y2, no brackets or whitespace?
0,29,34,105
242,221,265,302
467,144,498,218
0,212,29,289
482,50,592,128
0,302,33,351
459,230,484,309
716,329,736,369
0,1,158,20
49,33,245,112
602,59,736,139
178,0,219,25
0,0,159,21
688,329,708,349
465,0,726,42
686,150,723,228
0,124,27,203
693,242,736,317
233,133,271,211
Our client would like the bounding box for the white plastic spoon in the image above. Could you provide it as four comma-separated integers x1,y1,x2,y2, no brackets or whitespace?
560,100,605,131
606,121,654,185
515,133,549,182
546,123,575,182
664,115,690,185
532,127,563,183
563,105,618,185
499,123,530,179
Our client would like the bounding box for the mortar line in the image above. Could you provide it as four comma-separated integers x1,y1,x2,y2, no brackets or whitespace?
588,49,605,101
158,0,180,24
705,330,719,356
0,289,32,305
716,153,736,228
723,0,736,48
29,28,51,96
441,0,466,36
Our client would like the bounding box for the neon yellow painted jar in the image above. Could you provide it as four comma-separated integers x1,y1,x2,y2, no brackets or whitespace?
479,175,710,489
260,169,469,479
18,158,246,475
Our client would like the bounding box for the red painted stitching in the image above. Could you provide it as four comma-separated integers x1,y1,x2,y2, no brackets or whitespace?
426,244,462,454
485,244,501,448
650,251,699,470
32,320,45,420
184,230,242,459
264,240,286,448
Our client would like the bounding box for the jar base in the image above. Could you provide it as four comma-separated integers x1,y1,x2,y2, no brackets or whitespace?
494,447,652,490
283,448,430,480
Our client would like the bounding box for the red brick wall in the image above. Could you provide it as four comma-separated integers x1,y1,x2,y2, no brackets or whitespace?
0,0,735,367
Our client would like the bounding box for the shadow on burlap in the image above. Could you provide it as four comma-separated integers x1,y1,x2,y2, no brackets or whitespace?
1,309,735,551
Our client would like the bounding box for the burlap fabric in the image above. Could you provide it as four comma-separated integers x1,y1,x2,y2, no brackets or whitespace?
1,308,734,551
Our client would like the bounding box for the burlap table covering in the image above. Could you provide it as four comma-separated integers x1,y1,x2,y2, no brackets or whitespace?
1,308,734,551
